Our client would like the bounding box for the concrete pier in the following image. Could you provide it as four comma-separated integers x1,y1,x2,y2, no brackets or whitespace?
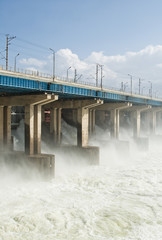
89,109,95,135
47,99,103,147
95,102,132,138
50,108,62,145
0,94,58,178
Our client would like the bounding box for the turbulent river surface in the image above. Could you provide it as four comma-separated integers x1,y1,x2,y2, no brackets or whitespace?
0,124,162,240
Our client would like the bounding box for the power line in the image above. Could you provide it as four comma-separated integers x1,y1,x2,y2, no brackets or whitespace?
16,36,49,51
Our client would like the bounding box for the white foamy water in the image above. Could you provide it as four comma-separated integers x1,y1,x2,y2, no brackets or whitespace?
1,124,162,239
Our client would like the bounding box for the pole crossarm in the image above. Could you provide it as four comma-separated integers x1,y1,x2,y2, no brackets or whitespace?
94,102,132,111
46,99,103,109
0,94,58,106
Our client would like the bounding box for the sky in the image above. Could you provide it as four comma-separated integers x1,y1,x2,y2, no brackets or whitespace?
1,0,162,96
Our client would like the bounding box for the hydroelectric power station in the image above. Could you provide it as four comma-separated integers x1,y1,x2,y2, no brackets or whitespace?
0,67,162,178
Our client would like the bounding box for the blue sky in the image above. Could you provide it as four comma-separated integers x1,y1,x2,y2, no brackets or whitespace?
1,0,162,96
1,0,162,57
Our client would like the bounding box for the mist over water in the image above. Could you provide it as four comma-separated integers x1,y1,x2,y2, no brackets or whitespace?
0,121,162,239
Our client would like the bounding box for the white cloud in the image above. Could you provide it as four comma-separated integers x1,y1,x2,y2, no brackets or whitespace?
18,45,162,96
19,58,47,68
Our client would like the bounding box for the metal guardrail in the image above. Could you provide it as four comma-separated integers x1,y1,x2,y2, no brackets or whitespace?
0,64,160,99
0,64,97,88
0,65,51,79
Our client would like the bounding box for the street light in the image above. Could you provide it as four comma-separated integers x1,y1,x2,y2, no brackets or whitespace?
128,74,133,94
14,53,19,72
49,48,55,81
67,66,71,80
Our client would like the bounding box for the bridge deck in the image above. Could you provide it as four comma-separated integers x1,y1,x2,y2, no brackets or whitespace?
0,69,162,106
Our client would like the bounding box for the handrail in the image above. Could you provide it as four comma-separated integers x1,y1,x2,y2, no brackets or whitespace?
0,64,160,99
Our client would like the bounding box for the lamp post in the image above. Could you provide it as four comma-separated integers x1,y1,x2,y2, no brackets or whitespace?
67,66,71,80
14,53,19,72
128,74,133,94
49,48,55,81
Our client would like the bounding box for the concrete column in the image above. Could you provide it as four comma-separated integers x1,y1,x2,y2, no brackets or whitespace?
77,107,89,147
110,109,117,138
34,104,41,154
156,112,161,128
3,106,11,148
57,108,62,144
50,108,62,145
25,105,34,155
116,109,120,139
149,111,156,135
41,107,45,122
0,106,4,150
133,110,141,138
89,109,95,135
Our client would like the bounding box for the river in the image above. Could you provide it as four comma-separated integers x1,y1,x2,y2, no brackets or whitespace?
0,123,162,240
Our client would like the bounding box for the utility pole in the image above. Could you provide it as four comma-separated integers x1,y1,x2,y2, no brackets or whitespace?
148,81,152,98
121,82,124,91
139,78,144,95
128,74,133,94
49,48,55,81
96,64,99,87
100,65,104,89
6,34,16,70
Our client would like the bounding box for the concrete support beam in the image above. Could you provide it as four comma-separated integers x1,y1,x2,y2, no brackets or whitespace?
110,109,117,138
41,106,45,122
77,107,89,147
109,103,132,138
149,107,162,135
25,104,34,155
49,99,103,147
149,111,156,135
0,106,12,151
0,94,58,106
3,106,11,147
50,108,62,145
0,106,4,150
46,99,103,109
132,110,141,138
95,102,132,111
34,105,41,154
89,109,95,135
76,100,103,147
24,94,58,155
116,109,120,139
129,105,151,138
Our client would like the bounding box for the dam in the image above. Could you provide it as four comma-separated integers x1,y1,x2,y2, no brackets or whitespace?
0,66,162,177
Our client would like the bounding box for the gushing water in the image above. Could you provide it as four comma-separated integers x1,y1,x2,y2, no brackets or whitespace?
0,123,162,239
